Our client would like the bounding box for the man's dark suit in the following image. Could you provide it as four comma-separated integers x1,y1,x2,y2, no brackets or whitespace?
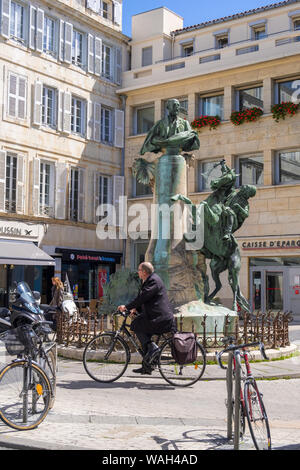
125,272,175,352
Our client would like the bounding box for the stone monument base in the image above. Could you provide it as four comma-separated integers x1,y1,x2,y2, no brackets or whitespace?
175,300,238,336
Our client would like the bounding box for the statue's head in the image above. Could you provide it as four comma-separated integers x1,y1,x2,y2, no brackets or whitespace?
166,99,180,117
240,185,257,199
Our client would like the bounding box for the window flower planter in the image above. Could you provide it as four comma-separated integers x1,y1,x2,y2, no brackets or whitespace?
230,107,263,126
191,115,221,131
271,101,300,122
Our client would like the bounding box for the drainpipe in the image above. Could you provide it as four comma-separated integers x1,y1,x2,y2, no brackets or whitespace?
171,31,175,61
119,94,127,269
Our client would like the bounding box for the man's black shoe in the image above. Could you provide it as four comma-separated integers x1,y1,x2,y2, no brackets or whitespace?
132,366,152,375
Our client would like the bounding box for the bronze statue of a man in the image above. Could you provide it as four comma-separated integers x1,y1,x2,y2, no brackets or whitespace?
140,99,200,156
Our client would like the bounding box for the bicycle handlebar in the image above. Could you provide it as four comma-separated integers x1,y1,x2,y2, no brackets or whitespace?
216,340,269,370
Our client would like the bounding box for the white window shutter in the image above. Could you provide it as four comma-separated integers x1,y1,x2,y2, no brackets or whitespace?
64,22,73,64
86,101,94,140
16,155,25,214
58,20,64,61
94,103,101,142
29,5,36,50
94,37,102,76
32,157,40,216
87,34,94,74
62,91,71,134
33,81,43,126
78,168,85,222
36,8,44,52
55,163,67,219
57,90,64,131
115,47,122,85
18,76,26,119
113,1,122,26
0,150,6,212
114,109,124,148
8,72,17,118
93,173,100,224
1,0,10,39
112,175,124,227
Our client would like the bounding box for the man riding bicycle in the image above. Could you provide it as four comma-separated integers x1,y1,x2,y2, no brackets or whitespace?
118,262,176,375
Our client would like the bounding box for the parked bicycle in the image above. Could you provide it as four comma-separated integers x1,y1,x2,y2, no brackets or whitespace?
83,310,206,387
0,320,56,430
216,336,271,450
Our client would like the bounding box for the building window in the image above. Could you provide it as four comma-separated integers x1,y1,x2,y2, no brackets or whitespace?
276,79,300,104
10,1,25,42
251,23,267,40
133,177,152,197
236,154,264,187
216,34,228,49
294,19,300,30
5,154,17,213
182,43,194,57
163,98,188,118
72,29,84,67
43,16,56,55
99,175,112,205
7,72,27,119
134,105,155,135
133,242,148,269
71,97,85,135
276,150,300,184
42,86,56,128
102,2,108,19
39,161,55,217
142,46,153,67
237,86,263,111
102,43,112,80
198,160,223,192
101,107,113,143
199,94,224,120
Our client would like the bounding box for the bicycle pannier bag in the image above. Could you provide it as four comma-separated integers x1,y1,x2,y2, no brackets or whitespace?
172,332,197,365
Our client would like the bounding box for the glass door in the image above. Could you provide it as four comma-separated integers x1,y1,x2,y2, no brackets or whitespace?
266,272,283,311
252,271,262,310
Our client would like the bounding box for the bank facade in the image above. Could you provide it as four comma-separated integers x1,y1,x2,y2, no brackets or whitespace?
0,0,127,304
119,1,300,319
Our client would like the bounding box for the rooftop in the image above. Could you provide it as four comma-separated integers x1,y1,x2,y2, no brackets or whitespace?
172,0,300,35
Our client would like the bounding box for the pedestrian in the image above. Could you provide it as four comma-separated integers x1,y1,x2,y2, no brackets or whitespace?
118,262,176,375
47,277,64,330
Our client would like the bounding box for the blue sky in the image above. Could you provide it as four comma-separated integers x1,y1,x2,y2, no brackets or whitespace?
122,0,279,37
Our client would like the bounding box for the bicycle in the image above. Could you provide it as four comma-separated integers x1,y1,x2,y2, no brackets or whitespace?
216,336,271,450
83,310,206,387
0,321,56,430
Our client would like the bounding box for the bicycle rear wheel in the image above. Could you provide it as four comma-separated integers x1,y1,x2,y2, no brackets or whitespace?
158,338,206,387
244,380,271,450
0,360,51,430
83,333,130,383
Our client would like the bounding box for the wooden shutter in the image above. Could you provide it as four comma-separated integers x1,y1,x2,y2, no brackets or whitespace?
94,103,101,142
18,76,26,119
115,47,122,85
64,22,73,64
57,90,64,132
113,1,122,26
94,37,102,76
86,101,94,140
16,154,25,214
0,150,6,212
78,168,85,222
8,72,17,117
55,163,67,219
93,173,100,224
33,80,43,126
62,91,71,134
1,0,10,39
36,8,44,52
112,175,124,227
58,20,64,61
87,34,94,74
29,5,36,50
114,109,124,148
32,157,40,216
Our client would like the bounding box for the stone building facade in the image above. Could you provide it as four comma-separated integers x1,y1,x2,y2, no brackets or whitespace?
119,1,300,318
0,0,127,304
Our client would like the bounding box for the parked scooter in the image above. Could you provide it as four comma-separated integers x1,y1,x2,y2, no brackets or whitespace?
0,281,52,335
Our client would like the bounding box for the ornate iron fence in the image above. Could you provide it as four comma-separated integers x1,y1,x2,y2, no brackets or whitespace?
56,309,293,350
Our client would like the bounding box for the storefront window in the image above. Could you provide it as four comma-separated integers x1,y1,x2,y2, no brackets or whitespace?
0,265,7,306
62,262,111,300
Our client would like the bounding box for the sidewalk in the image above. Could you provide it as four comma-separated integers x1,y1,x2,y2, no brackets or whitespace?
0,327,299,451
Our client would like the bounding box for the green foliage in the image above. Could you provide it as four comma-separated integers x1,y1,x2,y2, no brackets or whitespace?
271,101,300,122
100,269,141,315
230,107,263,126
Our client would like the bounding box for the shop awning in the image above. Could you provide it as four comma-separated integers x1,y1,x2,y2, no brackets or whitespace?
0,240,55,266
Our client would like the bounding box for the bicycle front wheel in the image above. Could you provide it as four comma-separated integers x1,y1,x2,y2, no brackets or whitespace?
244,380,271,450
158,339,206,387
0,361,51,430
83,333,130,383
